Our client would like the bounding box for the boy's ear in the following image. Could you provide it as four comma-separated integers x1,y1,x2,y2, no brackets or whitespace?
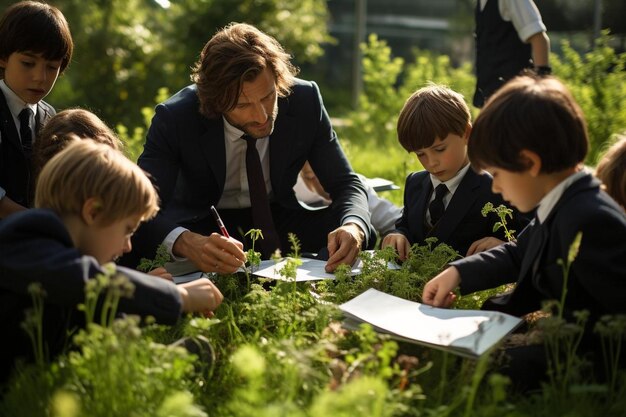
81,197,103,225
519,150,542,176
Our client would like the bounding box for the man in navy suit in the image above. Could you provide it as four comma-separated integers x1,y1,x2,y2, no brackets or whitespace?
128,23,374,274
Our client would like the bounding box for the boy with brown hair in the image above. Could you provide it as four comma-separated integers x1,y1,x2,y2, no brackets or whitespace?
382,84,516,259
0,140,224,384
423,76,626,390
0,0,74,217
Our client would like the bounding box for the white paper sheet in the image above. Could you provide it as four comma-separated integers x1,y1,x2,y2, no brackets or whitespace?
340,288,522,358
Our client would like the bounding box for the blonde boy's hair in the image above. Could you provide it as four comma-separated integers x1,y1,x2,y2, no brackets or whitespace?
596,134,626,209
397,84,471,152
35,140,159,225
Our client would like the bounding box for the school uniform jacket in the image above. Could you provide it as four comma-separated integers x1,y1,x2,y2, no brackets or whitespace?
0,209,183,383
453,173,626,320
394,168,514,256
0,90,55,208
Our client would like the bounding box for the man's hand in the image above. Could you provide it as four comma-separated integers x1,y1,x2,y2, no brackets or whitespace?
325,223,364,272
381,233,411,261
422,266,461,308
173,231,246,274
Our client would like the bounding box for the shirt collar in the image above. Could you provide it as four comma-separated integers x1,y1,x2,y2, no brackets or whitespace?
536,170,587,223
0,80,37,119
430,163,471,195
222,116,269,143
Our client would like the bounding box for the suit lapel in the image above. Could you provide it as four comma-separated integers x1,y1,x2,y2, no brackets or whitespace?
199,116,227,194
432,168,480,242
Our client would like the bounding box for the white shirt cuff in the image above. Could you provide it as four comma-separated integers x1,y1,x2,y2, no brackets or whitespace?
163,226,189,261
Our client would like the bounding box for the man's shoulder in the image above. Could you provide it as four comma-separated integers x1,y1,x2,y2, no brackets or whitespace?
159,85,200,113
286,78,319,100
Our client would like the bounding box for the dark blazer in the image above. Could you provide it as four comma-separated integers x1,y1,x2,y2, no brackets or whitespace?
394,168,516,256
453,173,626,320
0,209,183,383
0,90,55,208
132,79,374,258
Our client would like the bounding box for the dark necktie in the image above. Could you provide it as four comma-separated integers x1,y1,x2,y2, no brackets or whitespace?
19,108,33,156
242,135,280,257
429,183,448,226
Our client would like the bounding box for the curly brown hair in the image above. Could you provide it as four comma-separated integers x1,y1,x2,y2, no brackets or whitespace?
191,22,298,119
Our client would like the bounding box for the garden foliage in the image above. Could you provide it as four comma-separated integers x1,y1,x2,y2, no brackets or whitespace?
2,237,625,416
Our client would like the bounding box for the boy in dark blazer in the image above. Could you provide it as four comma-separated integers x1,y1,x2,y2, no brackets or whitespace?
423,76,626,390
0,1,74,217
0,140,224,386
383,85,517,259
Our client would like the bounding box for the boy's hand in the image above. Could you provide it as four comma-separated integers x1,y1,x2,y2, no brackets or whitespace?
147,267,173,281
178,278,224,313
381,233,410,261
466,237,505,256
422,267,461,308
173,231,246,274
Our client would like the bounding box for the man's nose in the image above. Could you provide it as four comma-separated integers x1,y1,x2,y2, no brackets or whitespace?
250,103,268,124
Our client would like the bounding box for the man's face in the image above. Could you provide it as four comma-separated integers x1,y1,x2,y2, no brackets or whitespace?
224,66,278,139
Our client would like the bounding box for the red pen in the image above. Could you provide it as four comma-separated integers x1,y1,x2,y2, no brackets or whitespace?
210,205,230,238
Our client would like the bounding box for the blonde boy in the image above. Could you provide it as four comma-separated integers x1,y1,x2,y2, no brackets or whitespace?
0,140,222,383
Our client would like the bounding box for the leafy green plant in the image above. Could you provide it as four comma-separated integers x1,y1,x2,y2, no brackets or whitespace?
137,244,172,273
481,202,517,242
21,283,48,367
320,239,459,305
539,232,587,400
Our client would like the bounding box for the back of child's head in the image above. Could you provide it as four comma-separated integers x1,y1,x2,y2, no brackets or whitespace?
0,1,73,76
396,84,471,152
469,76,588,173
34,108,123,177
35,140,159,225
595,135,626,208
